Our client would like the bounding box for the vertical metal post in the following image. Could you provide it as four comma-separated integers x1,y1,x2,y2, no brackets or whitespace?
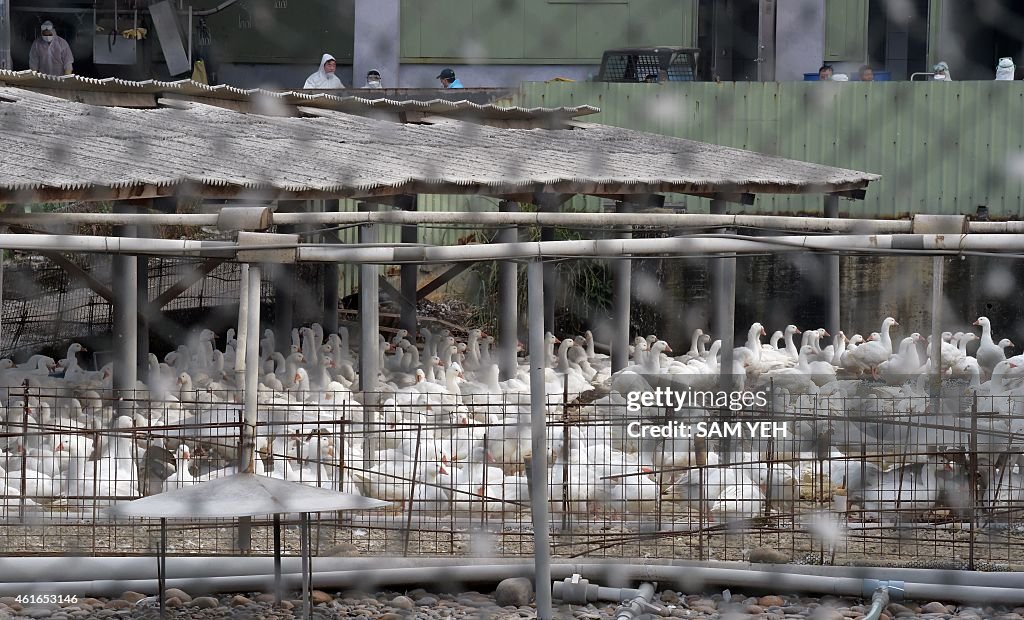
541,237,555,335
399,195,418,338
0,251,5,351
273,513,282,603
301,512,311,620
234,263,249,391
323,200,340,336
159,518,167,619
242,264,261,471
358,203,380,399
274,202,300,352
710,198,736,392
931,256,944,402
824,194,841,338
273,262,294,354
136,253,150,373
498,200,519,381
537,198,557,336
611,202,632,373
527,259,552,620
0,0,10,70
112,204,139,420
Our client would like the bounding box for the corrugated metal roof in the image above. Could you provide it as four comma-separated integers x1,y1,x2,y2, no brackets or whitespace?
0,86,878,203
0,70,597,122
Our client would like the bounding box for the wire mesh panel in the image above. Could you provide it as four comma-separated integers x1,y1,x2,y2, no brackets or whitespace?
0,381,1020,568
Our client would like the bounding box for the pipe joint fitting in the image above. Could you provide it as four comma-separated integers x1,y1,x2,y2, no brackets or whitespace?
863,580,905,601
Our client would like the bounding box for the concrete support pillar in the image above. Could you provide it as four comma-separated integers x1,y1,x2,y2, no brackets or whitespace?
112,202,140,419
710,198,736,392
611,202,632,373
824,194,841,338
358,202,380,399
398,196,418,338
323,200,340,336
353,0,400,87
498,201,520,381
526,259,552,620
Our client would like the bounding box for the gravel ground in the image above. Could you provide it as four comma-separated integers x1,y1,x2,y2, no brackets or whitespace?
4,589,1024,620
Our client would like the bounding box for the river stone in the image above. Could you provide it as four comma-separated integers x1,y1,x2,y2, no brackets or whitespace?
230,595,252,606
119,593,146,605
105,600,131,610
745,604,764,614
378,614,403,620
390,595,414,610
163,588,191,603
190,597,219,609
495,578,533,607
660,590,680,604
810,609,845,620
759,596,785,607
24,610,52,619
310,591,333,605
164,597,183,609
417,596,439,606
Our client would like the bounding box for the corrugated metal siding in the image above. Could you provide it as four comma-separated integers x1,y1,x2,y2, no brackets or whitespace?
512,81,1024,219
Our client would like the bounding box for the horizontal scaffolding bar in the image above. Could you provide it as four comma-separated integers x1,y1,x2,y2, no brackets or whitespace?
294,233,1024,264
0,234,232,255
0,209,994,233
1,231,1023,260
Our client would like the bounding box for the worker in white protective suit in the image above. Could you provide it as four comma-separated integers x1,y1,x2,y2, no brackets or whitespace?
29,20,74,76
995,57,1015,81
932,61,952,81
303,53,344,89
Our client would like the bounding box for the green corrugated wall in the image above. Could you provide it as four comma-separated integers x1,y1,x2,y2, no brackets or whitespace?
507,81,1024,219
323,196,496,298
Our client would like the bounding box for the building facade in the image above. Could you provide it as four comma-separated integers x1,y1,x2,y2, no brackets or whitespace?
3,0,1021,87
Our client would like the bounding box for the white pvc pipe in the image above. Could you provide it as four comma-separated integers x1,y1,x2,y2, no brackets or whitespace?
3,563,1024,605
295,233,1024,264
0,234,229,255
2,557,1022,589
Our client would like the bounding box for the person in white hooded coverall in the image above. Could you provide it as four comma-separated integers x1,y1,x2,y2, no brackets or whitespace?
303,53,344,89
29,20,74,76
995,57,1015,81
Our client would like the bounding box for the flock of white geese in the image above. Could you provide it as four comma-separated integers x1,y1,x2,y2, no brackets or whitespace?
0,315,1021,525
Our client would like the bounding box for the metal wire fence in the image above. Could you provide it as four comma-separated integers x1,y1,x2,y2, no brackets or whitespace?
0,382,1020,569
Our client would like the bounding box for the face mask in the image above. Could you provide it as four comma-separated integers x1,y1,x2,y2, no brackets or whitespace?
42,35,54,42
367,80,381,88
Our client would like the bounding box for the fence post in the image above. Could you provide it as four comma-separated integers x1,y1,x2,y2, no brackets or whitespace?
527,259,552,620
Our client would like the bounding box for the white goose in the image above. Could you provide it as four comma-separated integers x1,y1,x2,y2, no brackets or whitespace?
848,317,898,379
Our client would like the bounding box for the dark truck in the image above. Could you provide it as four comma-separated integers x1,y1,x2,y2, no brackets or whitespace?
596,46,702,83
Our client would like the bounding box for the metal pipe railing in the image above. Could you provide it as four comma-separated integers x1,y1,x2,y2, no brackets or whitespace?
5,230,1024,261
0,210,957,233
